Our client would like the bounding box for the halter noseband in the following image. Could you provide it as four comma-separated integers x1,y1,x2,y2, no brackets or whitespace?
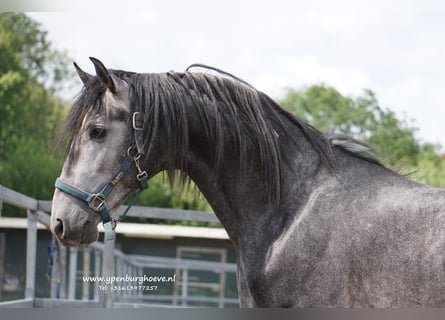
54,111,148,241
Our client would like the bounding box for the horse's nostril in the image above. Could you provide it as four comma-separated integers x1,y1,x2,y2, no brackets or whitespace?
54,219,64,238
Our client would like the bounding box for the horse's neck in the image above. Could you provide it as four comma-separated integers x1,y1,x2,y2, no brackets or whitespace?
183,115,324,250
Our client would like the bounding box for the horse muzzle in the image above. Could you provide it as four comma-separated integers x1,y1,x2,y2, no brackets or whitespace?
52,217,99,246
51,190,101,246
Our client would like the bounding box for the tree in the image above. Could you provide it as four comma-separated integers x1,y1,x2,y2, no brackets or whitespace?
0,13,72,213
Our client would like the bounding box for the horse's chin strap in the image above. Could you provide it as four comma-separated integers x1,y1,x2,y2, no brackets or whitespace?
55,112,148,241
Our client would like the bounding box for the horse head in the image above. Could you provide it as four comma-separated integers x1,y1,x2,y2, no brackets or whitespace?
51,58,144,246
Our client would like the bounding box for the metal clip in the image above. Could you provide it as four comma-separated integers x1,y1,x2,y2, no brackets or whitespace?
133,153,149,188
137,171,148,181
132,112,143,131
134,154,144,174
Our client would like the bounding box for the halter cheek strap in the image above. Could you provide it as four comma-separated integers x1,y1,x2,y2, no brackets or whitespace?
55,150,148,240
55,112,149,241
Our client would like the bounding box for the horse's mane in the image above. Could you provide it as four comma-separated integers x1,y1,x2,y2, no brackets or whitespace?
128,68,339,204
61,66,383,204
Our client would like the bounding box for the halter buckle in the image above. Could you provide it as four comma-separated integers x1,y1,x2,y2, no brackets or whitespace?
132,112,143,131
89,193,106,211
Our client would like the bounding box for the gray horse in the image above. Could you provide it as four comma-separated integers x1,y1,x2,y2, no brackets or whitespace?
51,58,445,307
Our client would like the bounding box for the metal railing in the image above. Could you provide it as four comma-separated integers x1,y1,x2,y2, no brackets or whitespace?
0,184,238,308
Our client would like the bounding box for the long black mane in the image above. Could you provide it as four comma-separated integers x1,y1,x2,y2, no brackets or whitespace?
61,66,381,203
128,69,337,203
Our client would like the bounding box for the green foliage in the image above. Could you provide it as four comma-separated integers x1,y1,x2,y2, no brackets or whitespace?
280,84,445,187
405,145,445,187
0,13,71,216
135,172,211,212
0,138,64,200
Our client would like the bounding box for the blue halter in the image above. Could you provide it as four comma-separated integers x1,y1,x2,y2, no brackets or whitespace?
55,112,148,241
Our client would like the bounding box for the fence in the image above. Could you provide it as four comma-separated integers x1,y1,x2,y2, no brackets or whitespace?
0,184,238,308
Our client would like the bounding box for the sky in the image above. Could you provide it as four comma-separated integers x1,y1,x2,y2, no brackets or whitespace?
27,1,445,148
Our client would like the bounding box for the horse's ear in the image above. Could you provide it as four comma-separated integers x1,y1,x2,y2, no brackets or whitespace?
89,57,117,93
73,62,93,85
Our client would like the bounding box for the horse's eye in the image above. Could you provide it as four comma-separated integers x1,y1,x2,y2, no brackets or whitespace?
89,126,106,140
